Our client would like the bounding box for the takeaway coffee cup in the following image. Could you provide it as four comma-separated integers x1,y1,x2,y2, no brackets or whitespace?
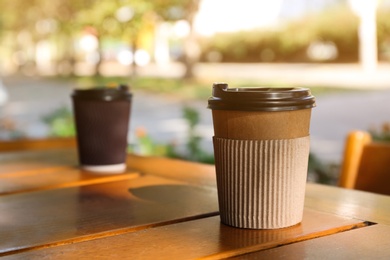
208,83,316,229
72,85,132,174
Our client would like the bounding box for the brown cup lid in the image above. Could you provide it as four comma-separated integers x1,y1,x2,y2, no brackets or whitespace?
208,83,316,111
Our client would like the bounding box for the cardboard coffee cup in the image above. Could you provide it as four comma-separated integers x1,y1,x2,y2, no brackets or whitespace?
72,85,132,174
208,83,316,229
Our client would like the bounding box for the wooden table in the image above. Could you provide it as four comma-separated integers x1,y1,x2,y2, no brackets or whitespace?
1,148,390,259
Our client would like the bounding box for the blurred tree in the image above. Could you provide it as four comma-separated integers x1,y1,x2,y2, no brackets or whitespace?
154,0,201,79
77,0,156,76
200,4,360,63
46,0,93,75
1,0,201,78
377,7,390,61
35,0,93,75
77,0,201,78
0,0,91,74
0,0,41,71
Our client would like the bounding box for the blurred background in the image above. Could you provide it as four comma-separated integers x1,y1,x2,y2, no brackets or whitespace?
1,0,390,184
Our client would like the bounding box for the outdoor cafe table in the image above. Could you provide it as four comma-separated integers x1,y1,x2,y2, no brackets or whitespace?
1,148,390,259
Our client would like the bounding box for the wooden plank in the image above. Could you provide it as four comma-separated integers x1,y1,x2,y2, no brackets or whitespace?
1,209,366,259
127,154,217,187
305,183,390,225
0,137,76,152
0,149,77,174
0,167,140,195
0,151,217,187
0,149,140,195
0,175,218,255
234,224,390,259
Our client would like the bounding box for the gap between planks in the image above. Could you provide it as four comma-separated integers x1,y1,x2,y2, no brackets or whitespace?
200,221,376,260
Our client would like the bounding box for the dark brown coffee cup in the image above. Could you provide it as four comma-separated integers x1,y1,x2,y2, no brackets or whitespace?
208,83,316,229
72,85,132,174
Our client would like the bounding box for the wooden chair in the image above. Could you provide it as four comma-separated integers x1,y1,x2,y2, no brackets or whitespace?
0,137,76,152
339,130,390,196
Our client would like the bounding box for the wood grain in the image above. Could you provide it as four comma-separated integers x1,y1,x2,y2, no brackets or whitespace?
0,167,139,195
1,149,390,259
127,154,217,187
0,149,140,195
305,182,390,225
0,151,217,187
0,149,77,174
234,224,390,259
1,209,366,259
0,137,76,152
0,175,218,256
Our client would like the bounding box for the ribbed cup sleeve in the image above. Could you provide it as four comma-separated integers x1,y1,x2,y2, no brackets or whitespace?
213,136,310,229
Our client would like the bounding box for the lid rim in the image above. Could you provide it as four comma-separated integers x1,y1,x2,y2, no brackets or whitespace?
72,87,132,101
208,83,316,111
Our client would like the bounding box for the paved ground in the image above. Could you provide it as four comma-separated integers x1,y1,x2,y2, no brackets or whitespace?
2,62,390,166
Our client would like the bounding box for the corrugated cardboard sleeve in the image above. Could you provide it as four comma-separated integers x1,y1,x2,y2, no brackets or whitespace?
213,136,310,229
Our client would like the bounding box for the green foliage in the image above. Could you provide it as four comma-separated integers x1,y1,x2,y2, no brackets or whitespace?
182,106,214,163
183,106,199,128
369,122,390,142
0,118,25,139
377,9,390,60
130,106,214,164
153,0,200,21
42,107,76,137
129,127,178,157
200,5,363,63
308,153,339,185
0,0,200,77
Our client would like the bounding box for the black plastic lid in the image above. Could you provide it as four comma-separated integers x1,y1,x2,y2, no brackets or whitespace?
72,85,132,101
207,83,316,111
